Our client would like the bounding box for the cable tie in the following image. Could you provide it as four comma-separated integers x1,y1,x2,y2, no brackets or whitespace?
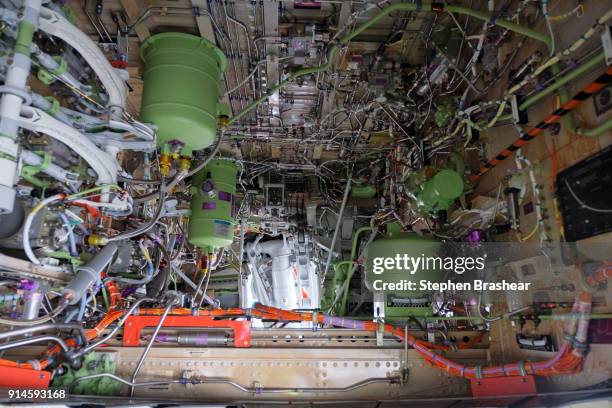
518,361,527,377
475,365,483,379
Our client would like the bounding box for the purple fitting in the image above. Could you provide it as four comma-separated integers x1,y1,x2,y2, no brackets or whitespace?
466,229,485,246
18,279,37,292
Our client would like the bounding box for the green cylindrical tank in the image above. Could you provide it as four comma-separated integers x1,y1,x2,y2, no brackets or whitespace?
364,227,444,317
188,159,238,252
140,33,228,154
418,169,464,213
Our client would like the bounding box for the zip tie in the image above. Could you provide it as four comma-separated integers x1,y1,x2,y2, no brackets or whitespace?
572,340,589,351
518,361,527,377
563,333,575,343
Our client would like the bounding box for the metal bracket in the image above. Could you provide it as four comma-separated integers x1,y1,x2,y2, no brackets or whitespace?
601,25,612,66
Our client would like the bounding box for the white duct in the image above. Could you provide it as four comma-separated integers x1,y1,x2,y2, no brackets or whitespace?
17,107,118,184
253,237,299,310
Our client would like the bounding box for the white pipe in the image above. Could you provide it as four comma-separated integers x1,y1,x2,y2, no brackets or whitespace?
17,106,119,184
256,237,298,310
0,0,43,213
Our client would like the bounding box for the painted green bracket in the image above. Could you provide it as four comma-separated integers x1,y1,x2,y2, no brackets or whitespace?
21,151,51,188
37,56,67,85
44,96,60,115
47,251,84,268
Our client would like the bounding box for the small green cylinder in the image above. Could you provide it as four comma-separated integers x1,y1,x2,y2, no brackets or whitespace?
139,33,227,154
188,159,239,251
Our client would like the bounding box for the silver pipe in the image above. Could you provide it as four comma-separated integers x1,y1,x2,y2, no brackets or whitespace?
76,297,156,356
129,304,172,397
0,335,69,353
0,322,87,345
322,175,352,281
71,372,392,394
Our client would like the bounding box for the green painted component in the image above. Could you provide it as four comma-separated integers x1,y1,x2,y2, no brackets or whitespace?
51,56,68,75
21,151,51,188
188,159,239,252
364,231,444,318
14,21,35,55
351,184,376,199
47,251,84,267
139,33,228,154
44,96,60,115
52,352,121,396
417,169,464,213
37,68,55,85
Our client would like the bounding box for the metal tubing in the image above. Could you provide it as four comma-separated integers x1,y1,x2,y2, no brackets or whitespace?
474,67,612,179
322,176,352,281
497,51,606,121
0,335,69,353
227,2,552,125
0,323,87,345
129,304,172,397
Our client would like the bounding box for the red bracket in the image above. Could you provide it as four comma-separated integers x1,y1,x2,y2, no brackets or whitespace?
471,375,536,406
122,315,251,347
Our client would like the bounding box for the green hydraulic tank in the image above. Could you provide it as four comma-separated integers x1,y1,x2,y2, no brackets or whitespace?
188,159,239,252
365,225,444,318
139,33,227,154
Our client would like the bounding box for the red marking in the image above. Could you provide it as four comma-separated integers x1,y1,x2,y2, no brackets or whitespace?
123,315,251,347
584,83,605,94
301,287,310,300
562,99,581,110
110,60,128,69
0,366,50,388
471,375,536,406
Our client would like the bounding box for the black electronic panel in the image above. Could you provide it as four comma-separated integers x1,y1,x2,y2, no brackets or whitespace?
556,145,612,241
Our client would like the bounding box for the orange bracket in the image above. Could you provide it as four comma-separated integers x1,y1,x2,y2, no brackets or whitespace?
122,315,251,347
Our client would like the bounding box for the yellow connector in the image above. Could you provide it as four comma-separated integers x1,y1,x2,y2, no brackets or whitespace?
219,115,229,128
160,154,172,177
87,234,108,246
179,156,191,173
